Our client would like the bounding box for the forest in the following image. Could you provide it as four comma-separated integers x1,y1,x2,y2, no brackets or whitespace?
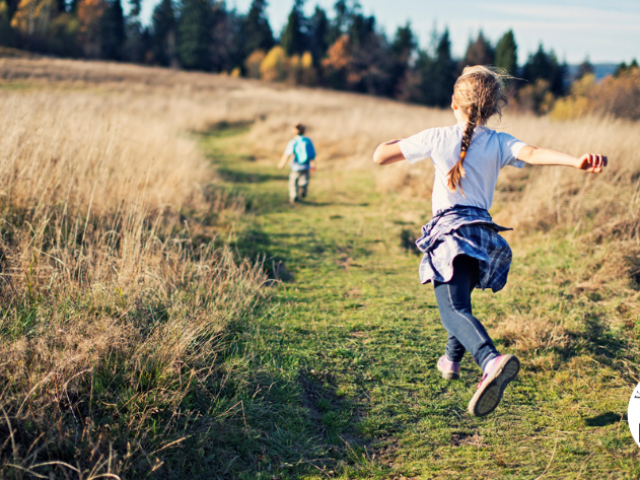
1,0,638,116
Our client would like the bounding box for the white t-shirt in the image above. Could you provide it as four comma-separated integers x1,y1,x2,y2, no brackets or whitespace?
398,123,527,214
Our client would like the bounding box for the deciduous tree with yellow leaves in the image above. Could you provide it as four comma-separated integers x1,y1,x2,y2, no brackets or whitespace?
10,0,55,38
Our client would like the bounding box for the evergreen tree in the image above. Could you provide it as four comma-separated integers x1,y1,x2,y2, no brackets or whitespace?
523,45,550,82
494,30,517,75
408,29,456,107
281,0,306,56
123,0,146,62
244,0,273,54
347,4,374,47
226,8,246,71
123,20,151,63
576,56,594,80
392,22,415,61
307,5,328,64
100,0,125,60
326,0,347,45
407,49,433,104
615,58,638,77
390,22,416,98
523,44,567,96
428,29,455,107
152,0,176,66
463,31,493,67
128,0,139,16
210,2,239,72
0,0,13,46
177,0,213,70
6,0,19,17
614,61,627,77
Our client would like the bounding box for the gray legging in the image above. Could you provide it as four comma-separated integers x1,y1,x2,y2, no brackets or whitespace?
289,170,309,201
433,255,499,370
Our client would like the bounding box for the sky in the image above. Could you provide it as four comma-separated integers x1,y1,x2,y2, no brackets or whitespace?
140,0,640,64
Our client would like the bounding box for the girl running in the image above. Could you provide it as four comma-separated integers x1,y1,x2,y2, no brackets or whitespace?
372,66,607,417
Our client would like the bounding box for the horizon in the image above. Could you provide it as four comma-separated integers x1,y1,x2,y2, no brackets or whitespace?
136,0,639,65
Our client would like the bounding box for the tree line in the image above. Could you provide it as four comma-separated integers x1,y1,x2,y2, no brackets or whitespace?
0,0,636,112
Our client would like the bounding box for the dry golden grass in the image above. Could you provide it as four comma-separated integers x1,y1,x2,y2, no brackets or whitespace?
0,61,271,478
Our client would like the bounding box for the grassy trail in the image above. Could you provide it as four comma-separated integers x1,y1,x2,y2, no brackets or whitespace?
202,126,638,479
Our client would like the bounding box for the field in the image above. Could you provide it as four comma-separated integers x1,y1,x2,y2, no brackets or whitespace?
0,57,639,479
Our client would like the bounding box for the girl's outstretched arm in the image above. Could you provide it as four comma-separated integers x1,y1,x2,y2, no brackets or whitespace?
373,140,406,165
518,146,608,173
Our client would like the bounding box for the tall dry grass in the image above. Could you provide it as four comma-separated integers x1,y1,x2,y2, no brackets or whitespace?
0,83,269,477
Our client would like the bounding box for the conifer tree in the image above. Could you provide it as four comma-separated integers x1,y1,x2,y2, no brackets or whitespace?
523,44,567,96
392,22,415,62
244,0,273,55
0,1,12,46
281,0,306,56
122,0,148,62
615,59,639,77
326,0,347,45
210,2,238,72
177,0,213,70
226,8,246,71
576,56,594,80
307,5,328,64
123,21,150,63
152,0,176,66
100,0,125,60
494,30,517,75
390,22,416,98
6,0,19,17
427,29,455,107
350,33,396,96
347,4,374,47
463,31,493,67
128,0,138,16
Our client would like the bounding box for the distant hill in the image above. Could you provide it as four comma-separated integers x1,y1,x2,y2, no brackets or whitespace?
567,63,618,81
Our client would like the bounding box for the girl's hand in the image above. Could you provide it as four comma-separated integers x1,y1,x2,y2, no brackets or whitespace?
577,153,607,173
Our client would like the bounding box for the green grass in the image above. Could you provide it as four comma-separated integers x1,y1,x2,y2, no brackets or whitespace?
192,125,639,479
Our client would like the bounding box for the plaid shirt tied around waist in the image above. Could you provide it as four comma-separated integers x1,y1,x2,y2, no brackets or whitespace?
415,205,513,292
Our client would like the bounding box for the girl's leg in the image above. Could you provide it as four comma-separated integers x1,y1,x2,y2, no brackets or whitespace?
445,332,466,363
433,255,499,371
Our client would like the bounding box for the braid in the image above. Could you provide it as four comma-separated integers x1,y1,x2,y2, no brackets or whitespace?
447,107,479,194
447,65,510,194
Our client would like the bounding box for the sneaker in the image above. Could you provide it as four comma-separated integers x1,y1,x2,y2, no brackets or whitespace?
468,354,520,417
437,355,460,380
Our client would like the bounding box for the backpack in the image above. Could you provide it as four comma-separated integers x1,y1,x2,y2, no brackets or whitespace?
292,136,316,166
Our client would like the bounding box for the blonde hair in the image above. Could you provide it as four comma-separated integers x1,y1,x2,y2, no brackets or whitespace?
447,65,509,193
